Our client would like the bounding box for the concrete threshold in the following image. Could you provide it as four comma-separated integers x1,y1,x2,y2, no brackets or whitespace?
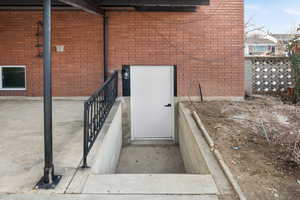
129,140,176,146
82,174,219,195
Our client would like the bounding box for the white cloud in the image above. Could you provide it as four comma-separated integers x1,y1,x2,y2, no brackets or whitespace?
246,4,270,16
246,4,261,11
283,8,300,16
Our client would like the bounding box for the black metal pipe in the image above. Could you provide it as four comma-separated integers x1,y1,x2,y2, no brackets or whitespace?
36,0,61,189
103,13,109,81
174,65,177,97
43,0,53,185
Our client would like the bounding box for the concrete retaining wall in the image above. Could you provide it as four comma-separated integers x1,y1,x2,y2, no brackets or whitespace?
120,97,131,146
178,103,210,174
120,96,243,146
90,101,122,174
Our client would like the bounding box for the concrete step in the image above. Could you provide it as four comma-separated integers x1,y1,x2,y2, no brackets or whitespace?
82,174,219,195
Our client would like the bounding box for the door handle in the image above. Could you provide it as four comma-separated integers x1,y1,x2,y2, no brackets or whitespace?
164,104,172,107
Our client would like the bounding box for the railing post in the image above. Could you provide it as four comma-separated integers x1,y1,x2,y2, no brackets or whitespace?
82,102,89,168
115,71,118,98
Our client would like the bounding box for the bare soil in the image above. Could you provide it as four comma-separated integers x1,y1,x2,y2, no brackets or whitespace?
187,96,300,200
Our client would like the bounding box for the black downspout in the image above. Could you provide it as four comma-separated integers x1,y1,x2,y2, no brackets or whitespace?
103,13,109,81
36,0,61,189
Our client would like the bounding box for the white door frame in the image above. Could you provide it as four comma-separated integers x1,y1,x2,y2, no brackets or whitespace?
130,65,175,141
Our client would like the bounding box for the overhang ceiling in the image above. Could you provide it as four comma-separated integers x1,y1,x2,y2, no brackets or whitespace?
97,0,209,6
0,0,209,7
0,0,66,7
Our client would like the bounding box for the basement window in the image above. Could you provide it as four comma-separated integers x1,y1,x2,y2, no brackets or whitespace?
0,66,26,90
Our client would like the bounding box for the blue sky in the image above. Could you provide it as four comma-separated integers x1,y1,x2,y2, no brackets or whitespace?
245,0,300,33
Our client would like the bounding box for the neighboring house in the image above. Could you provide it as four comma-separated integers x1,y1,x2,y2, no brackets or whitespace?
245,34,300,57
271,34,299,56
0,0,244,99
245,36,276,56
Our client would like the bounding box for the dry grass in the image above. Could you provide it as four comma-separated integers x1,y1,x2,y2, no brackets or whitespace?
192,95,300,166
186,96,300,200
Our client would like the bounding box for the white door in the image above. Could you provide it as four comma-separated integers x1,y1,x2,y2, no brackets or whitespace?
130,66,174,140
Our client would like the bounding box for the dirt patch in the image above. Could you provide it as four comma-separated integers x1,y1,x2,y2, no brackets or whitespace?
186,96,300,200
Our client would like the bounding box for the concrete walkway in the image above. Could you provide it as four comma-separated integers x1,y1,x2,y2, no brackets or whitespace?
0,99,222,200
0,194,219,200
0,99,84,193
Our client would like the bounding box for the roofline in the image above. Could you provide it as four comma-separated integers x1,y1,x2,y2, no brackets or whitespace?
0,5,198,12
246,43,277,46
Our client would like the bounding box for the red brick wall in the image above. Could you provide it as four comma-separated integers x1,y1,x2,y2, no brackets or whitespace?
109,0,244,97
0,0,244,97
0,11,103,96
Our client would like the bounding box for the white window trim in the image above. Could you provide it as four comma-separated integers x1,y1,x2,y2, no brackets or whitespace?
0,65,26,91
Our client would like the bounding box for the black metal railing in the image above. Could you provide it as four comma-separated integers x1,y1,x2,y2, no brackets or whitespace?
82,71,118,168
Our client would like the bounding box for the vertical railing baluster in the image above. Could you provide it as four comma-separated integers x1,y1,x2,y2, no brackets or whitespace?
116,72,118,99
92,101,95,140
90,98,93,134
96,95,99,132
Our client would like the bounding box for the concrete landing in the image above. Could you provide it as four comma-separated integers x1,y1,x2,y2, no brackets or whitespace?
82,174,219,195
117,145,185,174
0,194,219,200
0,99,84,193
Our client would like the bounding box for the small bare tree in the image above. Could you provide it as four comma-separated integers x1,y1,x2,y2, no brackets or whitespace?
245,17,266,37
288,25,300,103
